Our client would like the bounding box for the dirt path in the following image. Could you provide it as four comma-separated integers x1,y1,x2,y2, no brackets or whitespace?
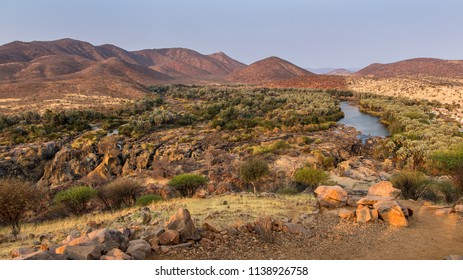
354,201,463,259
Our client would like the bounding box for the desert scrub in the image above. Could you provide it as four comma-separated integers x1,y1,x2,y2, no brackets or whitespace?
136,194,163,206
168,174,207,197
293,167,329,192
252,140,289,155
99,178,143,209
239,158,269,194
71,129,107,149
389,170,429,200
54,185,97,215
0,178,41,237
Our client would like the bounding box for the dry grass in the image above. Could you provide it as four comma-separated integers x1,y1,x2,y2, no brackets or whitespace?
0,193,316,259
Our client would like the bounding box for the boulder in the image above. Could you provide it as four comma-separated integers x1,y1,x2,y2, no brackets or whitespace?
100,248,132,260
357,195,395,206
338,208,355,220
356,207,372,223
15,250,56,260
165,208,195,242
373,200,408,227
367,181,401,198
282,223,311,236
10,248,35,258
314,185,348,208
64,245,103,260
195,189,208,198
158,230,180,245
126,239,151,260
454,205,463,214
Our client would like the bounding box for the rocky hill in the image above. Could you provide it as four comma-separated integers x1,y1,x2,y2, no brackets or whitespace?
229,56,314,83
356,58,463,78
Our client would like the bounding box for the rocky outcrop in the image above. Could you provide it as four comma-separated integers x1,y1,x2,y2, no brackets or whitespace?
373,200,408,227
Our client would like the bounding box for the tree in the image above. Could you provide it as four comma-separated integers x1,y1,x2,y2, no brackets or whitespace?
54,185,97,215
293,167,328,192
432,144,463,195
168,174,207,197
239,158,269,193
0,178,40,237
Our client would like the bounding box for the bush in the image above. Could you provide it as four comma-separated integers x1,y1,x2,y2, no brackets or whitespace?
136,194,163,206
239,158,269,193
168,174,207,197
390,171,429,200
432,144,463,194
99,178,143,209
54,185,97,215
435,180,459,204
294,167,329,192
0,178,40,237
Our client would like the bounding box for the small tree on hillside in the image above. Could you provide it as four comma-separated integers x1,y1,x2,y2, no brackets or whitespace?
0,178,40,237
239,158,269,193
54,185,97,215
168,174,207,197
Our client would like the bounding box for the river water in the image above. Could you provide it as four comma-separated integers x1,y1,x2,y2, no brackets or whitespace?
338,101,390,138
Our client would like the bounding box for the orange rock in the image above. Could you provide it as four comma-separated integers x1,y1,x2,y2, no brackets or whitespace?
373,200,408,227
368,181,401,198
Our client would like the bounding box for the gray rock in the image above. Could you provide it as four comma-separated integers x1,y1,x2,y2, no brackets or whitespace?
126,239,151,260
64,245,103,260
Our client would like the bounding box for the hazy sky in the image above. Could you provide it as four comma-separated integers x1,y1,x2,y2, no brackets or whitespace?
1,0,462,68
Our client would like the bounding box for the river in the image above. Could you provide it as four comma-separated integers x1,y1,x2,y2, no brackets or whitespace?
338,101,390,138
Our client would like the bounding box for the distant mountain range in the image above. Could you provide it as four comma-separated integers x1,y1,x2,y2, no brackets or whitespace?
1,38,463,103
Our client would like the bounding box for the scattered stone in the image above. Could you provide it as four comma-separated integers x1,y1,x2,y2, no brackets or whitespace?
64,245,103,260
15,250,56,260
10,248,35,258
282,223,311,236
56,228,129,255
100,248,132,260
165,242,193,250
158,230,180,245
373,200,408,227
62,230,81,244
126,239,151,260
356,207,372,223
314,185,348,208
202,221,222,233
195,189,208,198
338,208,355,220
367,181,401,198
166,208,195,242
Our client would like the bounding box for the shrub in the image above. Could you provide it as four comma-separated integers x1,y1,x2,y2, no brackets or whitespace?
54,185,97,215
390,171,429,200
293,167,329,192
0,178,40,237
239,158,269,193
136,194,163,206
99,178,143,209
168,174,207,197
432,144,463,194
435,180,459,204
